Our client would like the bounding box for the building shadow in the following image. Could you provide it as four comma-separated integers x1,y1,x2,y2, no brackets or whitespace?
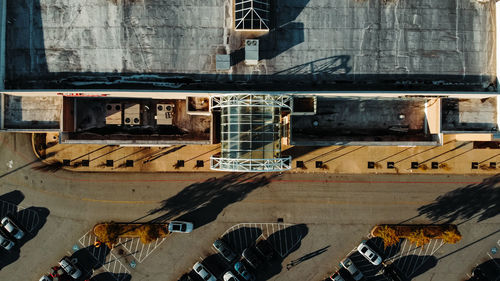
148,173,277,229
6,0,48,81
417,173,500,223
90,272,132,281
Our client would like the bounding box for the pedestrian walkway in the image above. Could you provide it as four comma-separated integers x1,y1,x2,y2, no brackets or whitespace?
35,133,500,175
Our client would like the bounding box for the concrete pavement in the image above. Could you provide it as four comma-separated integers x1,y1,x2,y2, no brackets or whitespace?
0,132,498,281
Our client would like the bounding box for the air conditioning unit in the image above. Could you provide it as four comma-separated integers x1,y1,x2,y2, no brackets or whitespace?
105,103,122,125
156,103,175,125
124,104,141,126
245,39,259,65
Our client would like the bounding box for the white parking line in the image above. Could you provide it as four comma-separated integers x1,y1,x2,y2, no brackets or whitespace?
0,200,40,233
222,223,305,258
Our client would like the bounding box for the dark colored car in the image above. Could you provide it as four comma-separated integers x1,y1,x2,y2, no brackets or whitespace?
213,239,237,263
255,240,275,261
242,247,264,269
383,263,406,281
468,259,500,281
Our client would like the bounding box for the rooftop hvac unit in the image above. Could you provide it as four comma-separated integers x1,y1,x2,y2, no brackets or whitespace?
156,103,175,125
105,103,122,125
245,39,259,65
124,103,141,126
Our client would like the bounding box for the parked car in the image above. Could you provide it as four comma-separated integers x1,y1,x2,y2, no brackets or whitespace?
468,259,500,281
329,272,345,281
192,262,216,281
0,228,14,251
223,271,240,281
255,239,275,261
168,221,194,233
242,247,264,268
39,276,53,281
357,241,382,265
58,257,82,279
1,215,25,240
234,261,255,281
340,257,363,280
213,239,237,262
383,263,406,281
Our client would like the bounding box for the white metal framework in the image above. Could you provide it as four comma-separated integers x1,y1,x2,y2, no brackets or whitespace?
234,0,270,31
212,94,291,109
211,94,292,172
210,156,292,172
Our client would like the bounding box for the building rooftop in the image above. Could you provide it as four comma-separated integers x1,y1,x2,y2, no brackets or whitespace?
441,97,498,132
5,0,495,91
61,97,212,144
290,96,438,145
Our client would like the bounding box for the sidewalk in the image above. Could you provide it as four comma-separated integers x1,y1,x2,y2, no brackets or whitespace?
35,133,500,175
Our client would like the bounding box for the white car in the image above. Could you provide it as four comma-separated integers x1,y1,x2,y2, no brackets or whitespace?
1,215,25,240
39,276,52,281
223,271,240,281
193,262,216,281
0,230,14,251
59,257,82,279
168,221,193,233
357,241,382,265
340,257,363,280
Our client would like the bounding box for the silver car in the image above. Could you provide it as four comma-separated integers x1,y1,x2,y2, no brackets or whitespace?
357,241,382,265
340,257,363,280
1,215,25,240
59,257,82,279
168,221,194,233
193,262,216,281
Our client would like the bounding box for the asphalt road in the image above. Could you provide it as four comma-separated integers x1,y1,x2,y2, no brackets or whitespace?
0,133,498,281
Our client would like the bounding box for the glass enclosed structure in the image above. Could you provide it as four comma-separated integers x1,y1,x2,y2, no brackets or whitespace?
211,94,291,172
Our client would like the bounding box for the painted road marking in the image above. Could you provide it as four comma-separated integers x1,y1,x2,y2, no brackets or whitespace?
78,231,130,281
222,223,306,258
0,199,40,233
115,235,168,263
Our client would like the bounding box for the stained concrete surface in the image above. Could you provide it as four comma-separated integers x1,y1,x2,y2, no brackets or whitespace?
3,95,61,129
441,97,498,132
291,97,433,145
5,0,496,91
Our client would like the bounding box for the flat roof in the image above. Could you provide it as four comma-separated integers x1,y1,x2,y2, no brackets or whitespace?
441,97,498,132
62,97,212,144
5,0,495,91
3,94,61,129
291,97,436,145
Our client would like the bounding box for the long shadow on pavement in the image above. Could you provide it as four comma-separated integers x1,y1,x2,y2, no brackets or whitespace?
148,173,278,229
417,173,500,223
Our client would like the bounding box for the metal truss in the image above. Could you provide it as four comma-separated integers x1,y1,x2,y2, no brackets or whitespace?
211,94,291,110
210,156,291,172
234,0,270,31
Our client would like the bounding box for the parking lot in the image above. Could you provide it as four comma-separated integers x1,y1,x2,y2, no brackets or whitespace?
325,236,446,281
180,223,308,281
0,199,43,233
